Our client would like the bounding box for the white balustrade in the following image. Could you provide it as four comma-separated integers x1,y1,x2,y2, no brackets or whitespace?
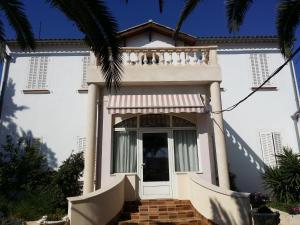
121,47,215,66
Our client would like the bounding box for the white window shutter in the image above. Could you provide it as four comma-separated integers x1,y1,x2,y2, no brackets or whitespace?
250,54,261,87
250,53,271,87
272,132,283,156
82,56,90,88
27,56,48,89
77,137,86,152
260,132,276,167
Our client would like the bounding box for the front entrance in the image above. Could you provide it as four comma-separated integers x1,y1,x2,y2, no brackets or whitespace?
138,131,173,199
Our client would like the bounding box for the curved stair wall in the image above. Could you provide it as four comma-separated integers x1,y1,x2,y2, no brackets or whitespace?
68,175,125,225
177,173,251,225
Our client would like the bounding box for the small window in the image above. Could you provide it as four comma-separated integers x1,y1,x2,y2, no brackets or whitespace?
27,56,49,89
140,114,170,127
250,53,272,87
81,56,90,88
114,117,137,128
172,116,196,127
77,137,86,152
260,132,282,167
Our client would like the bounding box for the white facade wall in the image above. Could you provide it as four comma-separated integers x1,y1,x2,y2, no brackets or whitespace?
0,48,89,167
0,31,299,193
219,45,300,192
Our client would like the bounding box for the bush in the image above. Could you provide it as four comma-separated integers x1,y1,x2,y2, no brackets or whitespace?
0,135,84,221
262,147,300,204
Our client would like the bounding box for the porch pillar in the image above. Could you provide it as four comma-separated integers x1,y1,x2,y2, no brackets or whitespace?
83,83,98,194
210,81,230,189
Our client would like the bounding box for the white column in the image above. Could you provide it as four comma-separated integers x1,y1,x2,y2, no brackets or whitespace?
210,81,230,189
83,83,98,194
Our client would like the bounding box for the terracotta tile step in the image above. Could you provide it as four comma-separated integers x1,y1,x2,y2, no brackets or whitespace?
118,217,205,225
138,204,192,212
139,199,190,205
124,210,196,220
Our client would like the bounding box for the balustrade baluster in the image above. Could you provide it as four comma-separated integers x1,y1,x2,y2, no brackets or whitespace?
135,52,140,65
185,51,190,64
152,52,156,64
177,52,181,64
159,52,165,65
126,51,131,65
193,51,198,64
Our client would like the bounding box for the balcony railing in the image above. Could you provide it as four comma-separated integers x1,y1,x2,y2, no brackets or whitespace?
120,46,216,66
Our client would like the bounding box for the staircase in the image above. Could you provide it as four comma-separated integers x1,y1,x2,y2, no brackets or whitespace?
117,199,216,225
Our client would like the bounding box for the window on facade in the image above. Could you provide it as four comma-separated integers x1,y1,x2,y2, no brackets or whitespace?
140,114,170,127
174,130,199,172
81,56,90,88
250,53,272,87
77,137,86,152
260,132,282,167
113,131,137,173
27,56,49,89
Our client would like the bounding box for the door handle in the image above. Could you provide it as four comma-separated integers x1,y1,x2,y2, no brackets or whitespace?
141,163,146,167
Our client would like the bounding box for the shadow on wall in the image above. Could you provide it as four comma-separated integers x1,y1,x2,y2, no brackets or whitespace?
0,79,57,168
224,120,265,193
210,197,251,225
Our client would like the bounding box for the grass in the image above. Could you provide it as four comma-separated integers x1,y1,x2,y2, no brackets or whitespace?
267,201,299,214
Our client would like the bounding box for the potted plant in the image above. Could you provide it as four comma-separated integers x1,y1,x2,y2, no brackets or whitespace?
249,192,280,225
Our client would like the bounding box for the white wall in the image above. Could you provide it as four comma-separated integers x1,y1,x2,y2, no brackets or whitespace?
0,47,89,167
218,45,300,192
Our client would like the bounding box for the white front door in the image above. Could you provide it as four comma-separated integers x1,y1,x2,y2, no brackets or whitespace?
138,131,173,199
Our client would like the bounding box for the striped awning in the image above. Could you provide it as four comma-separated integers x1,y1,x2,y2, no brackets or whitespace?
107,94,206,114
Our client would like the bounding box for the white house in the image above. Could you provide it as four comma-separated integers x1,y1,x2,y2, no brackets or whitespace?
0,21,299,225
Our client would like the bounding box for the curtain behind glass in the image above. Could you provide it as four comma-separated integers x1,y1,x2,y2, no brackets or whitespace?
113,131,137,173
174,130,199,172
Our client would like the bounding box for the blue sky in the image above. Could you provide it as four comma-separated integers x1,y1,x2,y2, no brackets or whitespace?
2,0,300,84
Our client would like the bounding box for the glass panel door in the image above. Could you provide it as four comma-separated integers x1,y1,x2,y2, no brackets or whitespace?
142,133,169,182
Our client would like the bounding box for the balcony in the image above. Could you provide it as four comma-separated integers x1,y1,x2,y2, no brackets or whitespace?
122,46,213,66
88,46,222,85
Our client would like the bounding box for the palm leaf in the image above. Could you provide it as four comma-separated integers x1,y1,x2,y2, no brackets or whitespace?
47,0,122,90
0,0,35,51
225,0,253,33
276,0,300,57
174,0,202,39
0,19,7,62
159,0,164,13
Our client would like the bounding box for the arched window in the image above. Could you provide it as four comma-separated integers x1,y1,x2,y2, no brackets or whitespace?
112,115,199,173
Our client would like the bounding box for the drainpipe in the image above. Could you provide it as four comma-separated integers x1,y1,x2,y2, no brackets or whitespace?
289,61,300,153
0,52,11,121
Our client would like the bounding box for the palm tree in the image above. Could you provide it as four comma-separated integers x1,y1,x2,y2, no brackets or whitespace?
1,0,122,90
0,0,35,60
175,0,300,57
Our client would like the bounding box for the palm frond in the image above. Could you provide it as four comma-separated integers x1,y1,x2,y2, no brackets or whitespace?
0,19,7,62
47,0,122,90
159,0,164,13
276,0,300,57
0,0,35,51
174,0,202,40
225,0,253,33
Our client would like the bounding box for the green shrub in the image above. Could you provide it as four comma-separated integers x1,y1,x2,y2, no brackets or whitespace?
0,135,84,221
262,147,300,203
